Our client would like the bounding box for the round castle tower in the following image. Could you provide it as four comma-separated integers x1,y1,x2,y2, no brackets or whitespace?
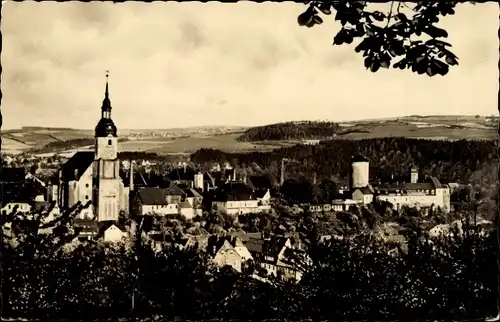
350,154,369,190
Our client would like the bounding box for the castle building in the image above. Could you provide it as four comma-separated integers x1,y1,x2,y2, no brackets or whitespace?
57,74,130,221
349,156,451,213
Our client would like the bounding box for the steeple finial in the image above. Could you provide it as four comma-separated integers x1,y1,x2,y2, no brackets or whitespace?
105,70,109,99
101,70,112,114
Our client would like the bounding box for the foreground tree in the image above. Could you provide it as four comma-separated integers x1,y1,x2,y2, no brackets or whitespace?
298,1,467,76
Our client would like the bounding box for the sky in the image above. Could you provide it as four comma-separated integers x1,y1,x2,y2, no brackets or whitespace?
2,1,499,130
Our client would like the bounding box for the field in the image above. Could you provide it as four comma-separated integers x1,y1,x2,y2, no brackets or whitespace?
1,115,497,156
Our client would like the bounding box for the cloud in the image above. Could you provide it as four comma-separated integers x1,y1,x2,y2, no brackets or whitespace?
1,2,498,130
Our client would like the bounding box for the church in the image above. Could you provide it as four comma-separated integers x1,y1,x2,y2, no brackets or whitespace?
56,74,130,221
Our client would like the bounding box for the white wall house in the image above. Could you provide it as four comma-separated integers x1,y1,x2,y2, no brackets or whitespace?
375,178,450,213
102,224,128,243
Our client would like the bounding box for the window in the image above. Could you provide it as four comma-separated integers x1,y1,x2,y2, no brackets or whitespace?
108,139,112,145
85,195,89,200
86,183,89,188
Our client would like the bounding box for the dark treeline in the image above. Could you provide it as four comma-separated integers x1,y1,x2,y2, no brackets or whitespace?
238,121,340,141
30,138,129,153
2,222,497,321
192,138,497,185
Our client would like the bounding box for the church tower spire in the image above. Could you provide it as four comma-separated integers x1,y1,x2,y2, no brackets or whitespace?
95,71,117,138
101,71,112,119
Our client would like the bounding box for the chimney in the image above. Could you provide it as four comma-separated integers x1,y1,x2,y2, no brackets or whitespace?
130,160,134,191
410,167,419,184
313,172,317,185
232,169,236,182
184,162,187,173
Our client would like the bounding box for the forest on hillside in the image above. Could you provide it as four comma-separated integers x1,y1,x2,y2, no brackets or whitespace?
237,121,340,141
191,138,498,187
30,138,129,154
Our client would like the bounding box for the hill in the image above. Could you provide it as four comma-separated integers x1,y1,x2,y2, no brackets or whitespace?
238,115,498,142
2,115,497,156
238,121,340,141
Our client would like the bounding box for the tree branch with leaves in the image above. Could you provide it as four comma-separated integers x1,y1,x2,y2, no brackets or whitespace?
298,1,462,76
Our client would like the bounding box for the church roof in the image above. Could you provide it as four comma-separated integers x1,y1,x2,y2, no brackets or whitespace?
95,73,117,138
60,151,94,181
95,118,117,137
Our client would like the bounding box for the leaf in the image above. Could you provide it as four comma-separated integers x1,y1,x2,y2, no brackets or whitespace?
445,55,459,66
313,15,324,25
372,11,386,22
317,3,332,15
370,61,380,73
298,8,315,27
423,25,448,39
396,13,408,21
426,66,437,77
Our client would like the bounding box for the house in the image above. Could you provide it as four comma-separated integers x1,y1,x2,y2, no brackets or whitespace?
178,201,197,220
99,221,128,243
73,218,99,242
1,202,32,214
332,199,360,212
131,187,179,216
206,235,253,272
244,234,310,281
352,185,375,205
212,183,270,215
255,189,272,212
166,165,197,188
183,188,203,217
429,220,463,238
374,177,451,213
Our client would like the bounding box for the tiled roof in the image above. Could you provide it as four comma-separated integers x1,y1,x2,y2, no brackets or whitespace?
164,182,186,196
249,175,272,189
213,183,254,202
351,154,369,163
137,187,168,205
98,221,127,235
375,177,442,192
178,201,192,209
60,151,94,181
183,188,202,198
254,189,270,199
167,167,196,182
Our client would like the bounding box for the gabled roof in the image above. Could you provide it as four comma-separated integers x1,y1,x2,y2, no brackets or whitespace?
249,175,272,189
60,151,94,181
355,184,375,195
167,166,196,182
183,188,202,198
213,183,254,202
206,235,243,257
178,201,192,209
164,182,186,196
254,189,270,199
351,154,369,163
137,187,168,205
375,177,443,192
98,221,127,235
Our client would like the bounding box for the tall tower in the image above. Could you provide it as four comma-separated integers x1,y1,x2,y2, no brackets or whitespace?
94,72,121,222
350,154,369,190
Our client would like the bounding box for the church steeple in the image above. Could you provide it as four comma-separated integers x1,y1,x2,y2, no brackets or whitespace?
95,71,118,138
101,71,112,119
